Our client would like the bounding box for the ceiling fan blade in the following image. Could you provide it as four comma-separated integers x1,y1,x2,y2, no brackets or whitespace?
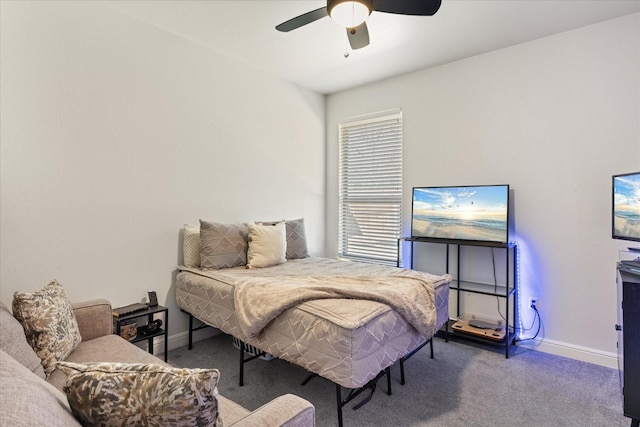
347,22,370,50
275,7,328,32
373,0,442,16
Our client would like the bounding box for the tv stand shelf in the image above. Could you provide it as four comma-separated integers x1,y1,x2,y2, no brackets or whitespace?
449,280,516,297
398,238,519,358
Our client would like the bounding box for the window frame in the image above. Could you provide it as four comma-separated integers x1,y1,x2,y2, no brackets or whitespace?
338,109,403,265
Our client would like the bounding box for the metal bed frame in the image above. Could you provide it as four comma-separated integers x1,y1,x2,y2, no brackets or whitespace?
184,311,435,427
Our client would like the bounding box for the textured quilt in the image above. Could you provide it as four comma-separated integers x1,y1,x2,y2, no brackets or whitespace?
176,257,451,388
234,274,440,339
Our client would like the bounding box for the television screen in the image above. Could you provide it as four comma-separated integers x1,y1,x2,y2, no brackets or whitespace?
612,172,640,242
411,184,510,245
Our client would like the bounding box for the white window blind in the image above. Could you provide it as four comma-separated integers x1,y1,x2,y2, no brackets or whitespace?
338,109,402,265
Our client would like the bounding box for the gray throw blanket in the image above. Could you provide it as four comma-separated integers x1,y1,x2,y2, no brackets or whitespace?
234,275,441,339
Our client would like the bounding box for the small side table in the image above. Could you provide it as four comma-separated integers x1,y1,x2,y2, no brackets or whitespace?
113,304,168,362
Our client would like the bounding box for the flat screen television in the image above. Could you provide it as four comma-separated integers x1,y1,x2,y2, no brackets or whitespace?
612,171,640,242
411,184,510,245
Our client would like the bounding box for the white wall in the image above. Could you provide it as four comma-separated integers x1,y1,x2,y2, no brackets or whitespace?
326,14,640,367
0,1,325,346
2,2,638,368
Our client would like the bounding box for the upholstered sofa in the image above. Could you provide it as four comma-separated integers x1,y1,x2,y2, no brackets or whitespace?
0,297,315,426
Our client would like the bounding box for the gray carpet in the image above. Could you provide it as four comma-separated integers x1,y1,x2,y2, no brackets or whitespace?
167,334,630,427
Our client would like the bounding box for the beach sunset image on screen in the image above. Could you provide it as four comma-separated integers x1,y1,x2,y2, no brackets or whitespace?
613,172,640,242
412,185,509,243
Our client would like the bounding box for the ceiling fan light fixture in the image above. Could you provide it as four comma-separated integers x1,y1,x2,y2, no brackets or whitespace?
328,0,373,28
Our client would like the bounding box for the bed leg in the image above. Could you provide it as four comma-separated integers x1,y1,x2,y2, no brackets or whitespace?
336,384,344,427
239,341,245,387
188,315,194,350
445,321,450,342
301,373,318,386
386,367,392,395
399,338,432,386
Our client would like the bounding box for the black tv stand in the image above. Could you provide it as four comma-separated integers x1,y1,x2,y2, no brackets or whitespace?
398,237,519,358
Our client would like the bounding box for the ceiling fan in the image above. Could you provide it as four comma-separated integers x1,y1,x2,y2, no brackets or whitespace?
275,0,442,50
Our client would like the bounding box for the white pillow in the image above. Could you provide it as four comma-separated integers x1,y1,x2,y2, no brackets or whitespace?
182,225,201,268
246,222,287,268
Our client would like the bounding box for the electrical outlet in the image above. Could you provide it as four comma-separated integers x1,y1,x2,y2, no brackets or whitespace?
529,297,539,310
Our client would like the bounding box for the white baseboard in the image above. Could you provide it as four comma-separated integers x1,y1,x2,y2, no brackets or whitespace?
518,337,618,370
150,328,219,356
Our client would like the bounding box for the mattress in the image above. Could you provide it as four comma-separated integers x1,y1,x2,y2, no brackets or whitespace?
176,257,450,389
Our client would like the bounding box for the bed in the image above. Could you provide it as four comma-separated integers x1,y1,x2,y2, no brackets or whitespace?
177,257,450,387
175,220,451,425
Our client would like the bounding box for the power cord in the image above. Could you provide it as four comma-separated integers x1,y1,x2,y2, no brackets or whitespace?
491,248,506,323
516,302,541,342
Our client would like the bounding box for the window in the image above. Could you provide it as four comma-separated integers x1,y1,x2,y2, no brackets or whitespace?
338,109,402,265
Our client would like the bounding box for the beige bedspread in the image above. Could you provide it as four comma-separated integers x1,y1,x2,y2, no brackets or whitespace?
177,257,452,389
234,274,441,339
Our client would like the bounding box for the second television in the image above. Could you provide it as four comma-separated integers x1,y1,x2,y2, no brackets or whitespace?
411,184,510,245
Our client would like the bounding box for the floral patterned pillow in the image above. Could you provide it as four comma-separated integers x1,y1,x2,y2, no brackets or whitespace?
57,362,222,427
12,280,82,377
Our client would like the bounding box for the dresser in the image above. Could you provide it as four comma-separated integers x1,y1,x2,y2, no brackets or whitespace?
617,262,640,427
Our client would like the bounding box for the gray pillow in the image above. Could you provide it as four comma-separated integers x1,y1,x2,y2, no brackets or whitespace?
0,350,78,426
0,301,46,379
285,218,310,259
199,220,248,269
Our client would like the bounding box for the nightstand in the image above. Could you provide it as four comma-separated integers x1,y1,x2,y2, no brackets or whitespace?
113,304,168,362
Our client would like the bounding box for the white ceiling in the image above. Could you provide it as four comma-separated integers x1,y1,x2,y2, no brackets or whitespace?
100,0,640,94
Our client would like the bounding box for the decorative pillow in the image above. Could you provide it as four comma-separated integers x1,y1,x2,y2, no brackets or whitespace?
0,350,78,426
0,301,46,379
247,222,287,268
183,224,201,268
57,362,222,427
200,220,248,270
12,280,82,377
285,218,310,259
259,218,310,259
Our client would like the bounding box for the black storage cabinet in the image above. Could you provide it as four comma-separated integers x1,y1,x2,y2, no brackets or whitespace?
617,264,640,427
